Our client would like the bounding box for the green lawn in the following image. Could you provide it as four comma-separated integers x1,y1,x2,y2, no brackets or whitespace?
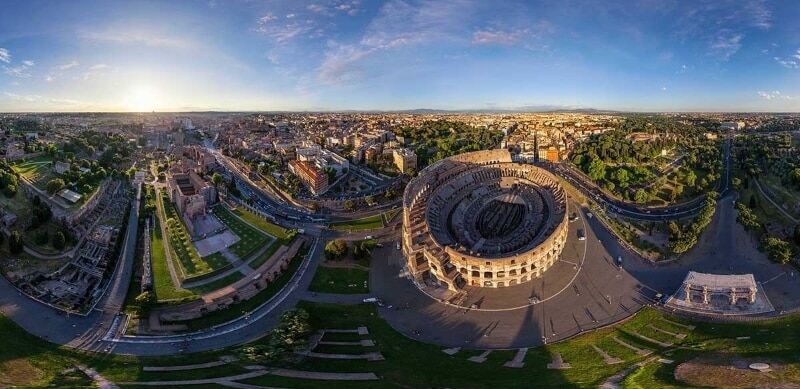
248,240,283,269
187,271,245,295
308,266,369,294
12,159,54,190
150,214,196,302
211,205,270,260
329,214,384,231
3,294,800,387
169,246,307,331
159,192,227,278
231,207,294,240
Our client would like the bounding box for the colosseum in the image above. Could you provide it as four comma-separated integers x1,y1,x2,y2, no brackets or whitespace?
401,149,569,291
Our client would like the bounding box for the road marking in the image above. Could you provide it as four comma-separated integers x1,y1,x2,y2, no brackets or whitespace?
762,272,786,285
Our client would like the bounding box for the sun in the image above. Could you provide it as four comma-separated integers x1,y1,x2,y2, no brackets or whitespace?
124,85,160,112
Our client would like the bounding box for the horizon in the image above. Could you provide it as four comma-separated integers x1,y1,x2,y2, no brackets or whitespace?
1,0,800,112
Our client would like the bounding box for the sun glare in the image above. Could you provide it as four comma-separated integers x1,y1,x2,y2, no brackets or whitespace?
124,85,160,112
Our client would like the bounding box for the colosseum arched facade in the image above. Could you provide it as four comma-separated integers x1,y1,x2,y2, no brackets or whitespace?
402,149,569,291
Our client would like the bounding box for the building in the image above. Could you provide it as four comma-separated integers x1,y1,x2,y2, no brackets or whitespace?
393,148,417,174
53,161,71,175
720,121,745,131
166,169,217,230
402,150,568,292
288,159,329,195
545,147,560,162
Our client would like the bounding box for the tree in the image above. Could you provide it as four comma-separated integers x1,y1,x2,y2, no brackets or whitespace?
633,188,649,204
762,237,793,264
35,230,48,245
211,172,223,187
240,308,311,363
134,291,155,316
353,239,376,262
324,239,348,260
794,224,800,246
46,178,65,194
611,168,630,188
53,231,66,250
685,170,697,187
9,231,23,254
587,158,607,181
731,177,742,190
343,200,355,212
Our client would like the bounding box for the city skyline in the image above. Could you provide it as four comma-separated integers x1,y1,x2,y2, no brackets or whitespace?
1,0,800,112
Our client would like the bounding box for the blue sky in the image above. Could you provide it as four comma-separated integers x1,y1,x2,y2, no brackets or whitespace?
0,0,799,112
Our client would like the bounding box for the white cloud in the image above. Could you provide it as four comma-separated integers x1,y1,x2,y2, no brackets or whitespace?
472,28,529,45
0,48,10,63
82,63,110,80
286,13,296,18
757,90,796,100
675,1,772,60
307,4,325,13
3,59,34,78
709,31,743,60
58,60,79,70
256,13,315,43
319,0,475,84
3,92,42,102
79,29,193,49
773,49,800,69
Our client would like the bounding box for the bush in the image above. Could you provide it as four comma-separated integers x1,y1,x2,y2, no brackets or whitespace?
46,178,65,194
240,308,311,362
324,239,348,260
52,231,66,250
762,237,794,264
8,231,23,254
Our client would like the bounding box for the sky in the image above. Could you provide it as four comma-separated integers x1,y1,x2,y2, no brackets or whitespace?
1,0,799,112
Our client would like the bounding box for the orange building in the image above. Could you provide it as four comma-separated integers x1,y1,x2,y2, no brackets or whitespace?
288,160,329,195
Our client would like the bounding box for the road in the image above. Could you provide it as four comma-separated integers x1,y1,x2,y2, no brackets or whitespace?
0,181,142,353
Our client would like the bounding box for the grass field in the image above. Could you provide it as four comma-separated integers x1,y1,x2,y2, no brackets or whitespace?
158,192,227,279
187,271,245,295
231,207,293,240
3,295,800,387
150,214,196,301
308,266,369,294
212,205,270,260
171,247,307,331
248,240,283,268
329,213,384,231
761,174,800,219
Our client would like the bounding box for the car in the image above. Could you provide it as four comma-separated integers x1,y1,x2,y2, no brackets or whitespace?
577,229,586,241
365,235,373,240
396,242,401,250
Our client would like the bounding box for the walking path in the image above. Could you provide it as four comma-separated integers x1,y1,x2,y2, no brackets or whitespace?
77,365,118,389
753,178,799,224
143,360,227,371
612,336,652,356
503,348,528,368
121,371,269,386
268,368,378,381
